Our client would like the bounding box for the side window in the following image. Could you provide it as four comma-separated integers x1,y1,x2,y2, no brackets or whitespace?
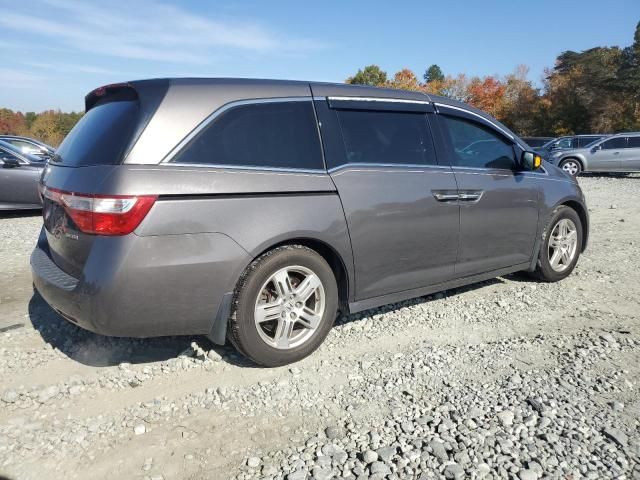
628,137,640,148
601,137,627,149
335,110,436,166
556,138,573,149
440,115,516,170
172,101,323,170
582,137,601,147
8,140,35,153
0,150,19,162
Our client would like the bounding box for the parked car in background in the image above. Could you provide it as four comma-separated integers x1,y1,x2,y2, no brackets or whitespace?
549,133,640,176
0,135,55,160
31,79,588,366
0,140,45,210
522,136,555,148
535,135,607,157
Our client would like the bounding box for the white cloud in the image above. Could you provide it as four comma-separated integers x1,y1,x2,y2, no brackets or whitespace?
0,68,44,88
0,0,325,64
23,61,121,76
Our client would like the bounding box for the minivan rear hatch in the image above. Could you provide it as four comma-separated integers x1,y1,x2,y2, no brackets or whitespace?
41,81,167,277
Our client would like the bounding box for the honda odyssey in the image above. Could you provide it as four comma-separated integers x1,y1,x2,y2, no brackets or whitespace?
31,78,589,366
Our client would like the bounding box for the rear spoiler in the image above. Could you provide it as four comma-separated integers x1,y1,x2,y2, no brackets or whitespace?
85,83,138,112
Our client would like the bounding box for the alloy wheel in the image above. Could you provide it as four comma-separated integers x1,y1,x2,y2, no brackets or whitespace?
254,266,325,349
548,218,578,272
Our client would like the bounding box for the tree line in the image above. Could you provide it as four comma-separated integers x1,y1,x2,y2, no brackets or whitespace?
347,21,640,136
0,109,82,147
0,21,638,144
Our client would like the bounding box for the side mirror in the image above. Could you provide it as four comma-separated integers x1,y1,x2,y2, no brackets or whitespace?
591,144,602,153
521,151,542,171
1,157,21,168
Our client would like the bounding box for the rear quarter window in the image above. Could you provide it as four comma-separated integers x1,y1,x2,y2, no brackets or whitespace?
171,100,324,170
54,99,139,166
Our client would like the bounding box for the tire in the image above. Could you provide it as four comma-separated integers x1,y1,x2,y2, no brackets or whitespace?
559,158,582,176
533,206,583,282
228,245,338,367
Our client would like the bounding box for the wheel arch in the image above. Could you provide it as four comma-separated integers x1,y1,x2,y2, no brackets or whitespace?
208,236,352,346
528,195,589,273
560,200,589,252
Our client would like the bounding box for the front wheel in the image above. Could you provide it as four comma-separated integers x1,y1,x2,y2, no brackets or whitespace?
559,158,582,176
533,206,583,282
228,245,338,367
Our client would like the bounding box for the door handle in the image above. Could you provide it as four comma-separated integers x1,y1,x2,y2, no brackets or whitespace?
458,191,484,202
432,191,459,202
613,151,620,155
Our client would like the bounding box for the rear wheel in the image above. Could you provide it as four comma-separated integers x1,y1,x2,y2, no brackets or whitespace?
533,206,582,282
559,158,582,176
228,245,338,367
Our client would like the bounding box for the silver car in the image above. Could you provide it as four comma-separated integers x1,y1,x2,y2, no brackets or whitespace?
0,140,45,210
0,135,55,160
31,79,589,366
550,133,640,176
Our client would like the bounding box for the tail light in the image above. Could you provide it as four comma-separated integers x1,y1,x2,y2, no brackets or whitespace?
42,187,157,236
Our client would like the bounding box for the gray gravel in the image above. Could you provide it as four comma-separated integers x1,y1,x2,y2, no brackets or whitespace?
0,175,639,480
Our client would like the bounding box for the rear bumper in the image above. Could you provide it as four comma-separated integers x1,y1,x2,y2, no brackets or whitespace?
31,227,250,338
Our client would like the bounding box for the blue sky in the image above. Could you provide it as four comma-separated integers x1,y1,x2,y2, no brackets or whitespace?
0,0,638,112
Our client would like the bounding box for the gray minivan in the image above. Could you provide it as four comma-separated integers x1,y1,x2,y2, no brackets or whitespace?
31,79,589,366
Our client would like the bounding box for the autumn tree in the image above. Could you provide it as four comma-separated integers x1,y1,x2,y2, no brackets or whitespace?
616,21,640,129
544,46,626,133
0,109,27,135
385,68,423,92
347,65,387,86
24,112,37,131
467,76,506,118
500,66,544,136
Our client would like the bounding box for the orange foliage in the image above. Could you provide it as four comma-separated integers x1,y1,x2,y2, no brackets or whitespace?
467,76,506,118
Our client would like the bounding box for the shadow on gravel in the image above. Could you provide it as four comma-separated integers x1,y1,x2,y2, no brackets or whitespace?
580,172,640,179
502,271,543,284
334,276,507,328
0,210,41,219
26,274,527,369
26,291,250,368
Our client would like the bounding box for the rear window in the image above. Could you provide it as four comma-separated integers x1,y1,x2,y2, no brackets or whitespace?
171,100,323,170
54,99,139,166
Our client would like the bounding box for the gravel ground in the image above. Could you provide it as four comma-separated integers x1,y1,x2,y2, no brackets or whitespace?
0,175,639,480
